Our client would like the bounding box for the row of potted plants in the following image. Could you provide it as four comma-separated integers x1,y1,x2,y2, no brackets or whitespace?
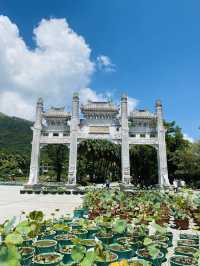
1,188,200,265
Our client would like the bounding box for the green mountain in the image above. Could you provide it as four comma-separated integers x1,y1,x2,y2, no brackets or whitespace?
0,112,33,155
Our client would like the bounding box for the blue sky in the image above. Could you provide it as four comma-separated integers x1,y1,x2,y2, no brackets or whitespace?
0,0,200,140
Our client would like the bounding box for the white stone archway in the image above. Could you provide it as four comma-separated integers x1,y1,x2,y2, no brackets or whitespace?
27,93,170,187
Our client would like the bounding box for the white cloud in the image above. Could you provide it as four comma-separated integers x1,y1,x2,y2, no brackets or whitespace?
0,16,95,119
128,96,139,114
97,55,116,72
183,133,194,143
0,15,138,120
79,88,105,104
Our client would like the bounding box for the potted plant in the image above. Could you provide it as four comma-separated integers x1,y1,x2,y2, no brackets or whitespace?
33,252,63,266
96,228,113,244
170,256,198,266
108,243,133,260
19,246,34,266
179,234,199,243
173,209,189,230
137,238,165,266
38,230,56,240
33,240,57,254
95,249,118,266
59,245,74,264
70,228,87,239
175,246,198,257
52,224,70,235
177,239,199,249
54,233,75,246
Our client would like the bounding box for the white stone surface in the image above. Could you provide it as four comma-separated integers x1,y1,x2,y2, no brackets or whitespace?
0,186,82,223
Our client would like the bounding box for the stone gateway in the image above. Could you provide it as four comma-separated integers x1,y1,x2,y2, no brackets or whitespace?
27,93,170,187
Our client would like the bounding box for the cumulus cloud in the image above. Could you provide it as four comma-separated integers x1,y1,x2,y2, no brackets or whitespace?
97,55,116,72
0,16,95,119
127,96,139,114
183,133,194,143
79,88,105,104
0,15,138,120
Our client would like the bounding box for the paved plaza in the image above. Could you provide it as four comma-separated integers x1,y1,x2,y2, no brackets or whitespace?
0,186,82,223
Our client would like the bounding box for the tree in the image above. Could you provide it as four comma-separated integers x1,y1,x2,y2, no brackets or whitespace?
42,145,69,182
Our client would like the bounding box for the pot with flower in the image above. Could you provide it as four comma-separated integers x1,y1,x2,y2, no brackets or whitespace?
54,233,76,246
95,250,118,266
116,237,141,256
73,208,85,218
71,237,97,250
33,252,63,266
172,209,189,230
108,243,133,260
19,246,35,266
61,215,73,225
66,244,95,266
136,238,165,266
177,239,199,249
112,219,127,241
175,246,198,258
70,229,88,239
109,259,152,266
96,227,114,244
179,234,199,244
38,230,56,240
170,255,198,266
52,224,70,235
33,240,57,254
59,245,74,264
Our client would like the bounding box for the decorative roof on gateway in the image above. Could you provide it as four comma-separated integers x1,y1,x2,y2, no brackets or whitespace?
129,109,156,119
81,100,119,113
43,107,71,118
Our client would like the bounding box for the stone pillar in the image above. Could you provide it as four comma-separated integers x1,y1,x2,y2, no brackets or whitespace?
27,98,43,185
68,93,79,185
121,94,131,184
156,100,170,186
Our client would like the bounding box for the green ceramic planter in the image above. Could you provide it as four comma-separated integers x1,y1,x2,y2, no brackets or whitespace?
95,252,118,266
165,232,173,247
33,240,57,254
137,248,165,266
59,245,74,264
20,247,34,266
73,209,84,218
177,239,199,249
109,243,133,260
87,227,100,238
81,239,97,250
33,252,63,266
22,237,35,247
180,234,199,243
71,229,88,239
70,223,82,230
54,233,75,246
63,218,73,225
117,236,141,253
175,246,198,258
38,231,56,240
170,255,198,266
96,233,113,244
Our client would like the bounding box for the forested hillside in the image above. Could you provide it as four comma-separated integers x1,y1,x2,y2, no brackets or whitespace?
0,112,32,155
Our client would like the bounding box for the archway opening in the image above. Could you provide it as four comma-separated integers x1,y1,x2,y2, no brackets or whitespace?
77,139,121,185
130,145,158,186
40,144,69,183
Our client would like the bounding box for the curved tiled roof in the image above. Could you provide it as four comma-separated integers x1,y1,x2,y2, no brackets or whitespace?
81,101,119,113
43,107,71,118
